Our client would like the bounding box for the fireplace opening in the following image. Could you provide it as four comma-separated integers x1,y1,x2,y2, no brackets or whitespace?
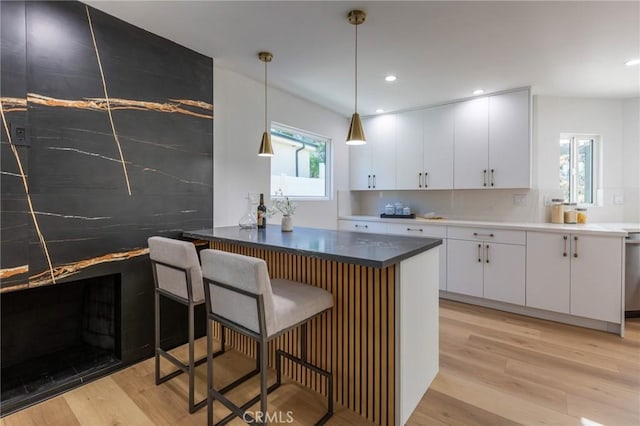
1,274,122,415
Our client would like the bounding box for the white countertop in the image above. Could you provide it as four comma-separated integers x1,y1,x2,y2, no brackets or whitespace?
339,215,638,237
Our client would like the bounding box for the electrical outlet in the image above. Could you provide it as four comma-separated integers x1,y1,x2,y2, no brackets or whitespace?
15,127,25,143
513,194,527,206
614,194,624,205
11,123,29,147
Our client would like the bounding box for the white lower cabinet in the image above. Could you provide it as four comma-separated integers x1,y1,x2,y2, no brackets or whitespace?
338,220,624,328
386,223,448,290
338,220,387,234
447,238,525,304
447,239,484,297
483,243,526,305
525,232,570,314
526,232,623,323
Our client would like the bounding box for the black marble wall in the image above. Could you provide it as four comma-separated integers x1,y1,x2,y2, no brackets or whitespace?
1,1,213,361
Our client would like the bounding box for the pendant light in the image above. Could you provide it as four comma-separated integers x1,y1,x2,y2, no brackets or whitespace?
258,51,274,156
346,10,366,145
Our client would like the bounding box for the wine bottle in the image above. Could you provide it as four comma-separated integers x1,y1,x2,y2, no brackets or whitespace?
257,193,267,229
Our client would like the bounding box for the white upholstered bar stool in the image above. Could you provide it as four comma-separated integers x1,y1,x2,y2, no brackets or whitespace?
148,237,225,413
200,249,334,426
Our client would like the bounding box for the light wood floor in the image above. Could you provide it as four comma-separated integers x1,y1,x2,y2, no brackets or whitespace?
2,300,639,425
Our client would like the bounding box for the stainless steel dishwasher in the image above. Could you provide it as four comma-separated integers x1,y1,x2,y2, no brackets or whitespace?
625,233,640,317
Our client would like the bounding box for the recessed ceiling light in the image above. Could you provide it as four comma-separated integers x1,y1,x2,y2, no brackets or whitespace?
385,75,397,82
376,109,385,113
625,58,640,66
473,89,485,95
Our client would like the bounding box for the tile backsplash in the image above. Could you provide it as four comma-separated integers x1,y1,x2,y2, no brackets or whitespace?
343,188,633,224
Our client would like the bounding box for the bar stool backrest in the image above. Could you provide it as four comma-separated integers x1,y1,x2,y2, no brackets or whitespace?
148,236,204,303
200,249,276,337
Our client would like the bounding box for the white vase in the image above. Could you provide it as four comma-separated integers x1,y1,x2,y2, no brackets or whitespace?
281,215,293,232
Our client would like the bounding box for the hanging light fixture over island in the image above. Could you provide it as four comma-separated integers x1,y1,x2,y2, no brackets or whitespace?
258,51,275,157
346,10,366,145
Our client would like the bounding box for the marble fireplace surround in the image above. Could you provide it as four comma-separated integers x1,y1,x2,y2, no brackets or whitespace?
0,0,213,412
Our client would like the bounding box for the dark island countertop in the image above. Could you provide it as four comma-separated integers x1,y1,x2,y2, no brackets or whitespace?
183,225,442,268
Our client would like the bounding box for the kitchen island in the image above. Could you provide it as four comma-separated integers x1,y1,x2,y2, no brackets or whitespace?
184,225,442,426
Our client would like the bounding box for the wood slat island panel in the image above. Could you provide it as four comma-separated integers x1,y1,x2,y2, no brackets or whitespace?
210,241,396,425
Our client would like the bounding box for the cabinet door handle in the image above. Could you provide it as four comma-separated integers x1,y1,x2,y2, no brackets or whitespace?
407,228,423,232
483,169,487,187
478,244,482,262
373,174,376,188
490,169,495,187
473,232,494,238
424,171,429,188
573,236,579,258
485,244,490,263
563,235,568,257
367,175,371,189
418,172,422,188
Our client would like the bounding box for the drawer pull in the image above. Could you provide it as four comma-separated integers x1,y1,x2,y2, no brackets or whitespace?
355,224,368,228
407,228,423,232
477,244,482,262
473,232,495,238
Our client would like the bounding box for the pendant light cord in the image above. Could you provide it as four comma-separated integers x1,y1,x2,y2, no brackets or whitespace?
354,23,358,114
264,60,268,132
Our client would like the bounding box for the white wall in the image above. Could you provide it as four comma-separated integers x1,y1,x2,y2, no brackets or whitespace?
214,66,349,229
622,98,640,222
352,96,639,224
534,96,627,222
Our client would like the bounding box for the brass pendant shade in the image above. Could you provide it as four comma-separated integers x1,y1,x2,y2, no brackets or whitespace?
346,10,366,145
346,112,366,145
258,131,274,157
258,51,275,157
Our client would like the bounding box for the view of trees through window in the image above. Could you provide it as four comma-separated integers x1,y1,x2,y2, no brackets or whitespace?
560,135,596,204
270,123,330,198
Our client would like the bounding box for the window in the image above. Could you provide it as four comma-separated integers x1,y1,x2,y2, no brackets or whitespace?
559,134,599,204
270,123,330,199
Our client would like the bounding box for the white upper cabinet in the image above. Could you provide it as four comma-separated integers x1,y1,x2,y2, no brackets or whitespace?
349,141,372,190
454,97,489,189
488,89,531,188
423,104,455,189
395,105,454,190
351,88,530,191
349,115,396,190
395,110,424,190
454,89,531,189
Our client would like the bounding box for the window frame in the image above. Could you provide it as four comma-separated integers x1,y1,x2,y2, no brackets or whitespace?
559,133,601,206
269,122,332,201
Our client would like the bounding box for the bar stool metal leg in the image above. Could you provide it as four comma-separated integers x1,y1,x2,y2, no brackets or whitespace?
155,290,226,413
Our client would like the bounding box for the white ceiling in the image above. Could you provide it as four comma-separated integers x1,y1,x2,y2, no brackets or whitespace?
87,1,640,117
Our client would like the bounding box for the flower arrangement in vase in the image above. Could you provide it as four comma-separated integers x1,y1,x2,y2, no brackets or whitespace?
268,194,296,232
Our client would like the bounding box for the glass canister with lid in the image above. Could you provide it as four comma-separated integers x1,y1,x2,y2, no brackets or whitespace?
550,199,565,224
576,207,588,224
563,203,578,224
